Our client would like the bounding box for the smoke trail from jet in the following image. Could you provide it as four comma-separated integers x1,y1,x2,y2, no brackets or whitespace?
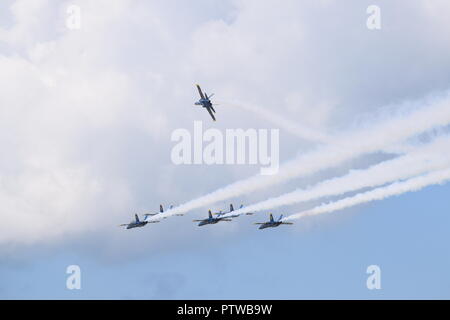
226,100,407,155
223,135,450,217
283,167,450,221
156,92,450,220
226,100,332,143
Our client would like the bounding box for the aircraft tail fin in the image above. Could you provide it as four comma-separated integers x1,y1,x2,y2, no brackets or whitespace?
160,204,164,213
135,214,140,223
240,204,244,209
269,214,274,223
230,204,234,212
279,214,283,221
208,210,213,219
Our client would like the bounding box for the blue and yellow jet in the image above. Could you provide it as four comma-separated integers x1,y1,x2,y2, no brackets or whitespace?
119,214,160,230
195,84,217,121
193,210,233,226
254,214,293,230
214,204,254,218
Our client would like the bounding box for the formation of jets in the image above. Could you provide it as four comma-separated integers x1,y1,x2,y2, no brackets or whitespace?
120,86,294,231
119,203,293,230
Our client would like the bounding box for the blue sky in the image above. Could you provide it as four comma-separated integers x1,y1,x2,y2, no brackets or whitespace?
2,182,450,299
1,0,450,299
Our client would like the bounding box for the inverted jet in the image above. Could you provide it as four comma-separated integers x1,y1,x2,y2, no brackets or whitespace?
194,84,217,121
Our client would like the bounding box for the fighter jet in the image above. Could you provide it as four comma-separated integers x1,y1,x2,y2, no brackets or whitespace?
235,204,255,216
214,204,254,218
143,204,182,220
214,204,241,218
254,214,293,230
119,214,160,230
193,210,233,226
194,84,217,121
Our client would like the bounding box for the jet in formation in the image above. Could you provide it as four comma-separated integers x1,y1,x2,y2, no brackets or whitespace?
254,214,293,230
119,214,160,230
143,204,182,220
195,84,217,121
193,210,234,226
214,204,254,218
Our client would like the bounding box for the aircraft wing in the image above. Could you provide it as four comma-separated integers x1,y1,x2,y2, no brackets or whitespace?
196,84,205,99
281,222,293,225
147,220,160,224
253,223,265,225
192,219,204,222
206,107,216,121
220,218,233,221
118,224,128,227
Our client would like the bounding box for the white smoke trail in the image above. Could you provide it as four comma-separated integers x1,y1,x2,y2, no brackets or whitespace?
283,167,450,221
155,91,450,220
283,169,450,220
226,100,408,156
223,135,450,217
225,100,332,143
